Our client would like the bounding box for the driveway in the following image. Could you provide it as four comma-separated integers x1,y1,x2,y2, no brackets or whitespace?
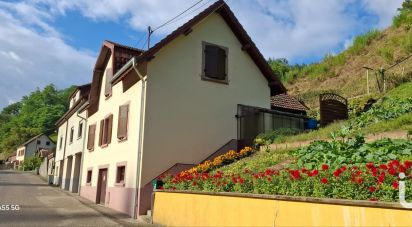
0,170,143,226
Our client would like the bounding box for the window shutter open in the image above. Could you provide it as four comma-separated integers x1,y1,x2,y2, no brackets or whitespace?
107,114,113,144
87,124,96,150
104,68,113,97
99,120,104,146
117,105,129,139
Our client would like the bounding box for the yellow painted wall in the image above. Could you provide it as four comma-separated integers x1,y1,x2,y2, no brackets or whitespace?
153,192,412,227
141,12,271,186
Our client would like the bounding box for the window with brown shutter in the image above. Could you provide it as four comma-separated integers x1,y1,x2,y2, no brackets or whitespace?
104,68,113,97
202,42,228,83
87,124,96,150
99,114,113,146
117,104,129,140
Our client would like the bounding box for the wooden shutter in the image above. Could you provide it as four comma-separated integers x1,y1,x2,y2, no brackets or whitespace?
216,47,227,80
204,45,219,79
104,68,113,97
87,124,96,150
107,114,113,144
99,119,104,146
117,105,129,139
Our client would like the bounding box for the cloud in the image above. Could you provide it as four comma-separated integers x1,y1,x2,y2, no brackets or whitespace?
362,0,404,28
0,1,95,109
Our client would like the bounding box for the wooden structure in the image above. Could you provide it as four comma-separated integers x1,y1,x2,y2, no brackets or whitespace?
319,93,348,126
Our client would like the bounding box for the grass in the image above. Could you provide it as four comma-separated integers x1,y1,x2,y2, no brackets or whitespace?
215,149,291,175
385,81,412,99
378,46,394,63
348,29,381,55
362,112,412,134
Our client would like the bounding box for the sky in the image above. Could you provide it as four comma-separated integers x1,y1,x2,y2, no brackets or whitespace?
0,0,404,109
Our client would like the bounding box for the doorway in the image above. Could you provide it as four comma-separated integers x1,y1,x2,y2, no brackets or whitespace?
96,168,108,205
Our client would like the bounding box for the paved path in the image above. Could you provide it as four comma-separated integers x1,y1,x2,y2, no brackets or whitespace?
0,170,142,226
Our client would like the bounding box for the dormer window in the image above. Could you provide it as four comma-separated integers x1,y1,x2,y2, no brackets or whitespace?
202,42,228,84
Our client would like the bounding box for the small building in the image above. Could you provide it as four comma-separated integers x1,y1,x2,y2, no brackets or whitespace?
15,134,55,169
54,83,90,193
271,94,309,115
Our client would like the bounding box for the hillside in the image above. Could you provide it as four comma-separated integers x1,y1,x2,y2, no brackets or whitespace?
0,84,75,159
274,3,412,110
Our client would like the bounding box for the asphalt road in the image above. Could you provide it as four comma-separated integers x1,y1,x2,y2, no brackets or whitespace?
0,170,124,226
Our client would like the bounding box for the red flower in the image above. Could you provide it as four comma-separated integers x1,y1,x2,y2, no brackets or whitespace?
378,172,385,183
301,168,308,173
192,181,197,186
369,186,376,193
321,178,328,184
366,162,375,169
355,170,362,176
253,174,259,179
322,164,329,171
400,165,406,173
267,177,272,182
239,178,245,184
172,186,176,190
290,170,300,180
388,168,397,176
334,168,343,177
404,160,412,169
392,180,399,190
266,169,271,176
341,166,347,171
371,167,377,177
159,186,164,190
231,176,237,183
379,164,387,170
311,169,319,177
357,177,364,184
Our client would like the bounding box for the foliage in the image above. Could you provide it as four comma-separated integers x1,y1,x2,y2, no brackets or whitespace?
255,128,302,145
267,58,306,83
163,160,412,202
293,134,412,170
0,84,75,156
347,30,381,55
378,47,394,63
20,155,42,171
393,0,412,28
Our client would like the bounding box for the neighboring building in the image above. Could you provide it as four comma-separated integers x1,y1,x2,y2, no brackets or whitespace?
37,149,54,179
54,84,91,193
15,134,55,169
80,0,286,218
271,94,309,115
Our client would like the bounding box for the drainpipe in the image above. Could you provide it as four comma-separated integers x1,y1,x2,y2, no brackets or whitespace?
76,101,89,195
132,57,147,219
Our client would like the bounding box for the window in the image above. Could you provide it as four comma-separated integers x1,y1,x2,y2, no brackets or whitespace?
69,127,74,143
46,141,50,146
116,166,125,184
59,137,63,150
202,42,228,83
99,115,113,146
86,170,92,184
78,122,83,139
104,68,113,97
87,124,96,150
37,140,41,145
117,104,129,140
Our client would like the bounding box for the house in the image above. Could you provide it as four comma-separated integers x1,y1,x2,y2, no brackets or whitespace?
37,148,54,179
80,0,288,218
54,84,90,193
15,134,55,169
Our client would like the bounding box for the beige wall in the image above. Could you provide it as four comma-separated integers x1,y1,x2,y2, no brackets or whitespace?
81,55,143,192
16,147,25,162
65,109,87,157
141,12,271,185
55,122,67,162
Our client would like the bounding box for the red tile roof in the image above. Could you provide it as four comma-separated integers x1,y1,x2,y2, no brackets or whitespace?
271,94,309,113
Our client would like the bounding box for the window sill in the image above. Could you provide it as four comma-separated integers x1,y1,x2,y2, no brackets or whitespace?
86,183,91,186
105,94,112,100
100,144,109,148
114,182,125,187
88,148,94,152
201,75,229,85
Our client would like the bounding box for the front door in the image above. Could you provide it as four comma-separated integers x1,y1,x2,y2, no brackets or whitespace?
97,169,108,205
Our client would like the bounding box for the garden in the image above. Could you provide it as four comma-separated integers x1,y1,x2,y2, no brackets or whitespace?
161,85,412,202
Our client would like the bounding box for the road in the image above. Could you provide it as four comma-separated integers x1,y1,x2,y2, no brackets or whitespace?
0,170,131,226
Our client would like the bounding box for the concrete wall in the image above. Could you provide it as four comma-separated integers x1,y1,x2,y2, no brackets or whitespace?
80,55,142,217
141,12,271,186
153,191,412,226
55,122,68,163
38,156,48,178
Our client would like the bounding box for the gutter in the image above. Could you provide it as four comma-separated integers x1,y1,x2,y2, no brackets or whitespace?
76,100,89,194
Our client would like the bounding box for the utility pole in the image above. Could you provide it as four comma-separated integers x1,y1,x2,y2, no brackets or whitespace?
147,26,153,50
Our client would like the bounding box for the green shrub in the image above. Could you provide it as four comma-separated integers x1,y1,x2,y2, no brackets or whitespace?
348,30,381,55
378,47,394,63
20,155,42,171
255,128,302,145
401,34,412,53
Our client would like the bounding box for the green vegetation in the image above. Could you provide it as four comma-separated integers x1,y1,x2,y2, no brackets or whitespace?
20,155,42,171
378,47,394,63
347,30,382,55
255,128,301,146
393,0,412,28
0,84,75,157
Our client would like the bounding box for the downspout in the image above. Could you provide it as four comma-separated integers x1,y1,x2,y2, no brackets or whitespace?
132,57,147,219
76,101,89,195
